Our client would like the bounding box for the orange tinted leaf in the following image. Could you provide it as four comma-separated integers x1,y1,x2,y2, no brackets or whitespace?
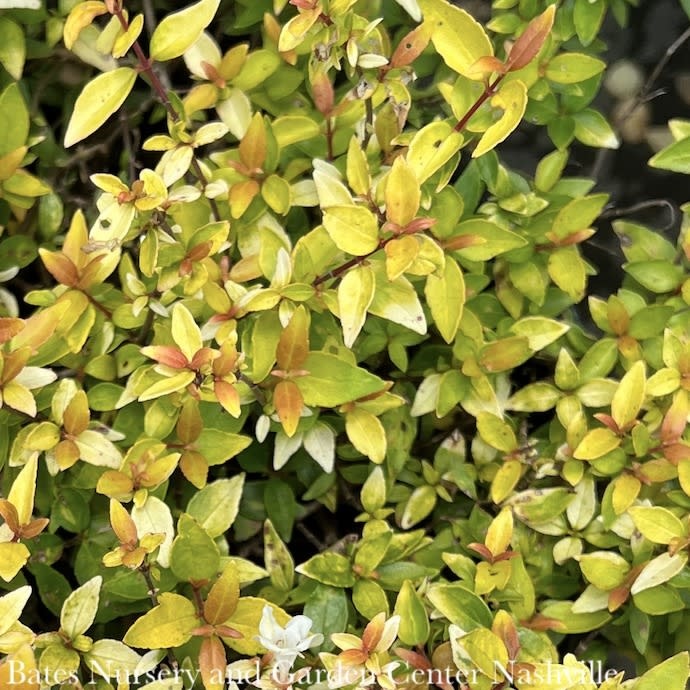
96,470,135,501
214,380,241,417
110,499,138,545
390,23,433,69
274,379,304,438
468,55,506,77
12,303,67,351
204,565,240,625
140,345,189,369
662,390,689,442
55,439,81,470
63,390,90,436
276,305,310,371
0,499,20,533
0,318,24,345
199,635,227,690
180,450,209,489
178,399,203,445
229,179,261,219
21,517,49,539
38,247,79,287
506,5,555,71
312,71,334,115
239,112,266,171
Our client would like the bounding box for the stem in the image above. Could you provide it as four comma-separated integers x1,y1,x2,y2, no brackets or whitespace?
454,74,504,133
113,5,221,221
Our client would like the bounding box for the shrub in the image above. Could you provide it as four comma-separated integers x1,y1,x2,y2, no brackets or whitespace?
1,0,690,689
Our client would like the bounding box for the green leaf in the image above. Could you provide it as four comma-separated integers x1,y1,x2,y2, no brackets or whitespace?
506,382,560,412
425,257,465,343
352,578,390,619
369,270,427,335
426,583,493,630
631,553,688,595
473,80,528,158
611,360,645,430
573,108,619,149
361,466,387,514
540,601,611,633
303,584,348,652
296,552,355,587
64,68,137,147
263,519,295,592
573,0,605,46
0,83,29,157
187,475,245,538
170,514,220,582
394,580,430,646
149,0,221,61
548,246,586,301
633,652,689,690
451,219,527,260
419,0,493,79
60,576,101,640
545,53,606,84
476,412,517,453
0,585,31,636
0,17,25,80
510,317,569,351
296,352,385,406
649,136,690,174
196,429,252,464
400,485,437,529
322,205,379,256
346,407,387,464
578,551,630,590
551,193,609,240
124,593,198,649
628,507,687,545
338,264,375,348
624,260,684,293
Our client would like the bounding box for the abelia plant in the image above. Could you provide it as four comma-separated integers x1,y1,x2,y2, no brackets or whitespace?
1,0,690,689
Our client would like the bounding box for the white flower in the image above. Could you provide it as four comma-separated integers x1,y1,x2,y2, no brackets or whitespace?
256,606,323,669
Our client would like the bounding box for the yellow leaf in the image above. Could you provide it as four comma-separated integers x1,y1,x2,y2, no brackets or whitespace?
278,7,321,52
338,264,375,348
8,455,38,526
406,121,464,183
0,645,39,690
573,427,621,460
611,473,640,515
611,360,645,430
323,205,380,256
419,0,493,80
171,303,203,362
149,0,221,61
276,305,310,371
2,381,36,417
220,597,290,656
472,80,528,158
385,157,420,227
274,379,304,438
138,371,196,402
345,408,386,464
346,136,370,197
64,68,137,147
124,593,198,649
485,507,513,557
490,460,522,504
239,112,267,171
204,564,240,625
63,1,108,50
110,499,138,545
385,236,419,281
112,13,144,59
0,542,30,582
424,257,464,343
0,585,31,635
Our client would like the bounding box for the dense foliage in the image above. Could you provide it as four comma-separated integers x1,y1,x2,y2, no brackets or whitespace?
1,0,690,689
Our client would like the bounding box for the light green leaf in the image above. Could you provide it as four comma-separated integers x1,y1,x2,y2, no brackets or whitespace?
170,513,220,581
551,194,609,240
633,652,689,690
573,108,619,149
369,269,427,335
171,303,202,361
0,585,31,636
545,53,606,84
64,68,137,147
451,219,527,260
578,551,630,590
296,352,386,406
123,593,198,649
131,496,174,568
187,475,245,538
628,507,687,544
84,639,142,680
611,360,645,430
0,82,30,157
406,121,464,183
0,17,26,80
394,580,430,646
338,264,375,348
510,317,569,351
419,0,493,79
60,576,102,640
296,552,355,587
304,584,348,652
476,412,517,453
426,583,493,630
425,257,464,343
631,552,688,595
323,205,379,256
649,136,690,174
149,0,221,61
473,80,528,158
